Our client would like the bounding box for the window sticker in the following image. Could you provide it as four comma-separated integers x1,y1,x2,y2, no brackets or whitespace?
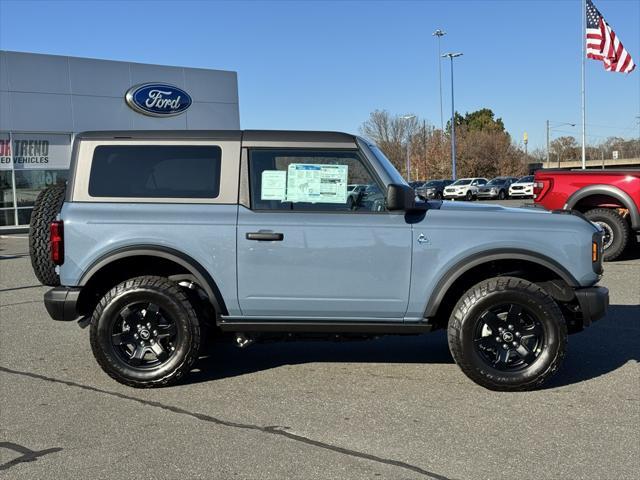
261,170,287,201
286,164,348,204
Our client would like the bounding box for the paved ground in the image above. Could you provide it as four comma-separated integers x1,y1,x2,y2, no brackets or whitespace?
1,217,639,479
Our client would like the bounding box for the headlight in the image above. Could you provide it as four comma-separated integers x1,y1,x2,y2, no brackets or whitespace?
490,188,497,193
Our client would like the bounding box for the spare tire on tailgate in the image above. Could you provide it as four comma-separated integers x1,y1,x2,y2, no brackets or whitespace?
29,183,66,286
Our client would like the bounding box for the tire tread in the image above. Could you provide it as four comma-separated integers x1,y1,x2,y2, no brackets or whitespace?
89,275,202,388
29,183,66,286
447,276,568,391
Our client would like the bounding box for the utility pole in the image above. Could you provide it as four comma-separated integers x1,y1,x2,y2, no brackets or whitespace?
546,120,550,164
422,119,427,180
547,121,576,168
442,52,463,180
432,29,446,133
581,0,587,169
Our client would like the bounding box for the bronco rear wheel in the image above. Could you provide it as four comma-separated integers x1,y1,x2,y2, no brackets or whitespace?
90,276,201,388
448,276,567,391
29,183,66,286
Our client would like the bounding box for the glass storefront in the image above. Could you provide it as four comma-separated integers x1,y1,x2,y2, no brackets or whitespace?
0,132,72,228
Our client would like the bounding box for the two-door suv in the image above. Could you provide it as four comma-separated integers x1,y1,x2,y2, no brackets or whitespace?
30,130,609,391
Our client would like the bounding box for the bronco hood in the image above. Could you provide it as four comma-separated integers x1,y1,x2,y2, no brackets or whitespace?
437,201,547,216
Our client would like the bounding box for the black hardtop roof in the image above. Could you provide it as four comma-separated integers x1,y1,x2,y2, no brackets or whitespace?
75,130,357,143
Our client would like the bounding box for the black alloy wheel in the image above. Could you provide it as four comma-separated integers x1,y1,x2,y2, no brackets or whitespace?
498,189,507,200
448,276,567,391
473,303,545,371
90,276,202,388
110,302,178,368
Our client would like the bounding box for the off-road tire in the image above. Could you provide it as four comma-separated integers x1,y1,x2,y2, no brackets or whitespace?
90,276,202,388
448,276,567,391
29,183,66,286
584,208,629,262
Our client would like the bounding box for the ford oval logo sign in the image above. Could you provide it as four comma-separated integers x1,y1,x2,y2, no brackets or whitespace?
125,83,192,117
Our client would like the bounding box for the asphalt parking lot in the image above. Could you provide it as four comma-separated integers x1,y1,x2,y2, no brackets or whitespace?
1,210,639,480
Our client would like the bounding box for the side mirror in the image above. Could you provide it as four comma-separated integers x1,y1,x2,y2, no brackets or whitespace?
386,183,415,211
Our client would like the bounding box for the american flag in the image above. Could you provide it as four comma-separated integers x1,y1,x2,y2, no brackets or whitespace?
586,0,635,74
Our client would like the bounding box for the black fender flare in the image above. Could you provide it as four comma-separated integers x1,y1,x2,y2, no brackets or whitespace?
79,245,228,315
563,184,639,229
423,249,580,318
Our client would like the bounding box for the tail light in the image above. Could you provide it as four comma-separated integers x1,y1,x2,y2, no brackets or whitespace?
533,178,552,201
50,220,64,265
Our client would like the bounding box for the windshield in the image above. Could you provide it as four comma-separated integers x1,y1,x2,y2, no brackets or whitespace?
367,144,407,186
517,176,534,183
424,180,441,187
487,179,506,186
451,179,472,186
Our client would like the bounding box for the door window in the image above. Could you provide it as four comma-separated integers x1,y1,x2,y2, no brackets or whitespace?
249,149,386,212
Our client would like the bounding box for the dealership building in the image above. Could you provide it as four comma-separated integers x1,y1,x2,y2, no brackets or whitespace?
0,50,240,228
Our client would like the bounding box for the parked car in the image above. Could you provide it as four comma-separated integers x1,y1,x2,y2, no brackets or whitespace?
534,168,640,261
347,184,367,209
477,177,518,200
361,183,386,211
415,179,453,200
30,130,607,392
509,175,535,198
443,177,489,200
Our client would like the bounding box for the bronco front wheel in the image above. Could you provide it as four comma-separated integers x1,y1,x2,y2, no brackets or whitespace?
447,276,567,391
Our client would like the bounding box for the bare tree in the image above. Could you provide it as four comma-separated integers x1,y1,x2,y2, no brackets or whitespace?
359,110,419,177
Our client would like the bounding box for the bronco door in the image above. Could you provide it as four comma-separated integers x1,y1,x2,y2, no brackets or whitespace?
236,148,412,320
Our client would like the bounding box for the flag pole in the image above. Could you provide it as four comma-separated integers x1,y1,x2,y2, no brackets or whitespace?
581,0,587,169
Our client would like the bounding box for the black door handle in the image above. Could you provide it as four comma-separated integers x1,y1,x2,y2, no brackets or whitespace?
246,232,284,241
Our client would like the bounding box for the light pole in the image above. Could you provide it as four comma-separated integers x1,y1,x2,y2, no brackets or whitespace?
401,114,416,181
442,52,462,180
432,29,446,133
546,120,576,166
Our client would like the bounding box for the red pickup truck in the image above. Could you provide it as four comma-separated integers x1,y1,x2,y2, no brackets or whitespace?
534,169,640,261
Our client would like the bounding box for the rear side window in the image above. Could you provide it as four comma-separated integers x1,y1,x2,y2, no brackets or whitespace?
89,145,221,198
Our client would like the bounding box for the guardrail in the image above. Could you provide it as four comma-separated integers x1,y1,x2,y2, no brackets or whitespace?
542,157,640,169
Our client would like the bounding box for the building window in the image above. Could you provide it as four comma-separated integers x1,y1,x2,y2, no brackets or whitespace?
0,132,72,227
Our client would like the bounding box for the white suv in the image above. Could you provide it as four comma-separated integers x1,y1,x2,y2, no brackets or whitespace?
443,178,488,201
509,175,535,198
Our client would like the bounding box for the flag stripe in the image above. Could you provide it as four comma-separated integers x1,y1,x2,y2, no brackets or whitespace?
585,0,636,74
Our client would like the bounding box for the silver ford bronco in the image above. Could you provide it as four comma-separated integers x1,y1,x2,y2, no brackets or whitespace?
30,130,608,390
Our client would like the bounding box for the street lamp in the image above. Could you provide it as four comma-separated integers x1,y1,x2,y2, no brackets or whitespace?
546,120,576,166
442,52,463,180
432,29,446,132
401,114,416,181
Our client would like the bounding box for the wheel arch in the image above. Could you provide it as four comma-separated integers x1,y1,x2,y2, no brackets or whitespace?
424,249,579,325
77,246,228,317
564,184,639,229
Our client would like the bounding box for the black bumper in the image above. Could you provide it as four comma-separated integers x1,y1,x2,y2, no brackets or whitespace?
44,287,81,321
575,286,609,326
